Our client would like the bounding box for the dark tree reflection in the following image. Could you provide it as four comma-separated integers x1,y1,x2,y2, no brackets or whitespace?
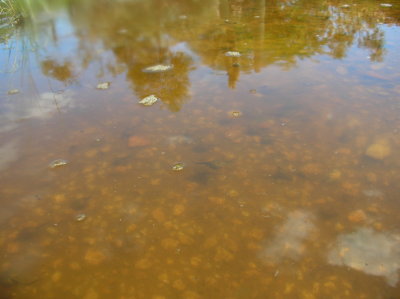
14,0,399,103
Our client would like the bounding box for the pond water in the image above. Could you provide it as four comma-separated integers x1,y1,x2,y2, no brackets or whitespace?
1,0,400,298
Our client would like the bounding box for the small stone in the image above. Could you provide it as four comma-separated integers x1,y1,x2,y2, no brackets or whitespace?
75,213,87,221
178,15,187,20
329,169,341,180
52,272,62,282
8,89,19,95
366,140,391,160
96,82,110,90
173,204,185,215
225,51,241,57
128,135,150,147
348,210,367,223
341,4,350,8
380,3,392,7
172,162,185,171
84,249,106,265
49,159,68,169
139,95,158,106
142,64,173,73
152,208,166,222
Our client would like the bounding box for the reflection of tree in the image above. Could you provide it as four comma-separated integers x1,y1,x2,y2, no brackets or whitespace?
181,0,392,87
358,28,385,62
27,0,399,95
66,0,203,111
126,52,193,112
41,59,75,84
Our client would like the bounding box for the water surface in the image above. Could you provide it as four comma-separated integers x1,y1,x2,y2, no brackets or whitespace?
1,0,400,298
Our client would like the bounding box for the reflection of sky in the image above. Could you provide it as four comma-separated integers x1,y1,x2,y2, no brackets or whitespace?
0,140,19,172
0,91,74,133
328,228,400,287
261,210,315,263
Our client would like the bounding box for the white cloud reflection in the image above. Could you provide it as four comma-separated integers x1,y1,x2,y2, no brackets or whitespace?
0,91,74,133
262,210,315,263
328,227,400,287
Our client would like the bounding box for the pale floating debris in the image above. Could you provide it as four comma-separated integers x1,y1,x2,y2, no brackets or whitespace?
172,162,185,171
117,28,128,34
380,3,392,7
96,82,110,90
139,95,159,106
230,111,242,118
142,64,173,73
49,159,68,169
328,228,400,286
178,15,187,20
8,89,19,95
225,51,241,57
254,15,261,18
341,4,350,8
75,213,87,222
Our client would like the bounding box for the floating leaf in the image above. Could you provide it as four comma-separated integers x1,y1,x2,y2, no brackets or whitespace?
172,162,185,171
96,82,110,90
8,89,19,95
75,213,87,221
225,51,241,57
142,64,173,73
49,159,68,169
139,95,159,106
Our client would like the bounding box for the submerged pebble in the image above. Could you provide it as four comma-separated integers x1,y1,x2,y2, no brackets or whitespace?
96,82,110,90
363,189,384,197
139,95,158,106
167,135,193,145
365,140,391,160
49,159,68,169
142,64,173,73
128,135,151,147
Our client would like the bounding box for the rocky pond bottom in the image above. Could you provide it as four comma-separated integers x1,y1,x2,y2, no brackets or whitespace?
1,0,400,298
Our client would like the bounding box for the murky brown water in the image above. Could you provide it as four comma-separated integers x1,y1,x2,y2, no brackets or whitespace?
1,0,400,298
